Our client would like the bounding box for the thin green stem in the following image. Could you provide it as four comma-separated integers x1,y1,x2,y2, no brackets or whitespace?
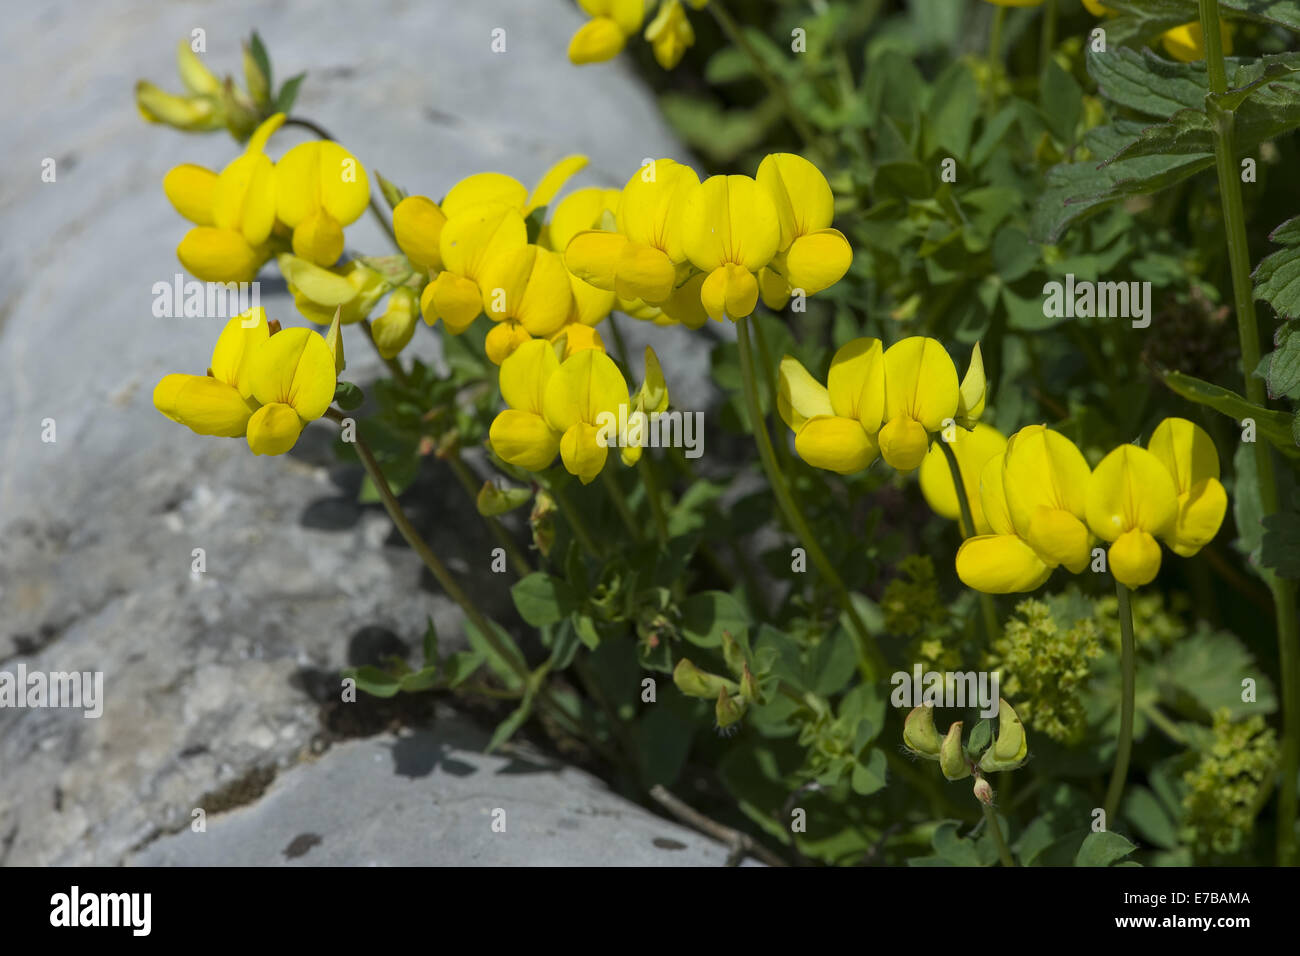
750,314,795,473
1198,0,1299,865
982,802,1016,867
637,457,670,549
600,467,641,542
709,1,821,153
446,452,533,577
939,439,1000,645
1142,703,1188,746
549,481,602,559
736,315,886,681
1103,581,1137,826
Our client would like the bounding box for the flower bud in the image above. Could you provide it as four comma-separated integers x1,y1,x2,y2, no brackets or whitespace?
973,776,994,805
477,482,533,517
715,686,746,729
903,705,942,759
242,42,272,109
739,664,762,705
940,721,971,781
979,698,1029,773
673,658,738,701
721,630,746,677
530,490,556,558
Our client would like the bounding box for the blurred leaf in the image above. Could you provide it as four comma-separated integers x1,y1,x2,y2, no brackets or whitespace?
680,591,750,647
511,573,578,628
1074,830,1137,867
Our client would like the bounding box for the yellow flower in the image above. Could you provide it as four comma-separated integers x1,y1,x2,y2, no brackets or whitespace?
1160,20,1233,62
681,174,781,320
490,339,564,472
756,152,853,298
273,138,371,267
568,0,645,64
169,113,285,283
392,195,447,271
153,309,336,456
955,425,1093,594
777,338,884,475
877,337,960,472
551,322,607,360
278,253,390,325
135,40,225,132
645,0,695,70
1086,418,1226,588
545,348,631,483
621,346,669,466
371,287,419,359
918,423,1008,535
564,158,700,306
421,205,528,333
480,244,575,364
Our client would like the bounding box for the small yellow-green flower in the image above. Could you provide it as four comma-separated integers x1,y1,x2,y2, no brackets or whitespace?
278,253,390,326
645,0,695,70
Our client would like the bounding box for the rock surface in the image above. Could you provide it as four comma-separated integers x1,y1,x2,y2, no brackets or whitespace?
0,0,715,866
130,711,734,866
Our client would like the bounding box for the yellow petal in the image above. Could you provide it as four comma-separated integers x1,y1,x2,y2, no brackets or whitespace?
759,266,791,310
617,159,700,261
564,230,627,291
682,174,780,272
134,81,219,130
246,402,307,456
527,154,589,213
210,308,271,396
499,337,560,415
918,423,1007,534
439,205,528,280
549,187,621,252
153,373,256,438
956,534,1053,594
794,416,878,474
827,337,885,429
756,152,835,247
176,39,221,95
543,348,630,433
244,113,286,156
957,342,987,425
568,274,617,326
275,141,370,227
1002,425,1091,536
1086,444,1178,542
1169,478,1228,557
292,208,345,267
213,152,277,245
568,17,628,64
560,422,609,484
1109,529,1164,589
277,253,358,306
393,196,447,271
490,409,560,471
480,245,573,337
1025,507,1092,573
163,164,218,226
777,355,833,431
700,264,759,321
877,416,929,472
552,322,606,359
423,271,483,332
248,327,337,421
440,173,528,220
638,346,669,415
978,451,1016,536
177,227,262,283
782,229,852,295
660,272,710,329
485,320,533,366
1147,416,1220,494
372,288,418,359
615,241,676,303
883,336,959,432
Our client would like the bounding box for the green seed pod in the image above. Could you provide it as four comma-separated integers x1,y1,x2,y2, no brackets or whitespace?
903,705,942,759
940,721,971,781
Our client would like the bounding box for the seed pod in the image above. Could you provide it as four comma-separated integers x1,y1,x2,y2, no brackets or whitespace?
903,705,942,759
940,721,971,781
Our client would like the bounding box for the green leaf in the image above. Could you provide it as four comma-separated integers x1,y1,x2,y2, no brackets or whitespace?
1123,786,1178,850
376,171,408,210
248,31,272,92
850,749,888,796
486,684,537,753
573,613,601,651
510,573,577,628
274,72,306,114
347,665,401,699
1262,512,1300,578
967,719,992,757
680,591,749,647
547,620,582,670
1162,371,1300,457
1040,58,1083,145
1157,624,1278,717
930,819,997,867
1074,830,1137,867
398,667,439,693
632,706,695,787
464,618,526,690
333,381,364,411
421,616,438,666
1256,220,1300,321
441,649,485,688
924,61,979,162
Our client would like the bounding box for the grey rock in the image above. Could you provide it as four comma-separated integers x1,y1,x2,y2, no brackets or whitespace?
129,711,734,867
0,0,701,865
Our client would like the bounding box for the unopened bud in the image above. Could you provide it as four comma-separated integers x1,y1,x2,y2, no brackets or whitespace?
739,664,762,705
903,705,942,759
477,482,532,517
973,776,994,806
715,686,746,729
979,698,1028,773
673,659,738,701
940,721,970,781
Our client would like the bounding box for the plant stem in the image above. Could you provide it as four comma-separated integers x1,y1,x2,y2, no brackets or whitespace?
735,315,886,681
600,466,641,542
549,481,602,559
1198,0,1300,866
637,458,670,549
709,1,821,153
939,439,1001,644
1103,580,1137,827
445,452,533,577
750,314,795,473
982,802,1016,867
283,116,398,248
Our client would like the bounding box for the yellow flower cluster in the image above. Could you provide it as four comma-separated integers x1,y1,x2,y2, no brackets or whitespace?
569,0,710,70
956,418,1227,593
161,113,371,283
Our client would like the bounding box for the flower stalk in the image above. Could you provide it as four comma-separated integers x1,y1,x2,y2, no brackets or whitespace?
1102,580,1137,826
